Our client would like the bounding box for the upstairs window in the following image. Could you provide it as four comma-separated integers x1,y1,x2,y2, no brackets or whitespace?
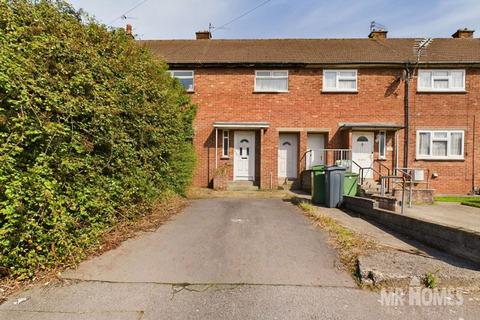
169,70,194,92
417,70,465,92
323,70,357,92
254,70,288,92
416,130,464,160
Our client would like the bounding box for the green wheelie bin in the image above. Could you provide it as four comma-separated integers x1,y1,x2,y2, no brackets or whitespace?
311,165,326,204
344,172,359,196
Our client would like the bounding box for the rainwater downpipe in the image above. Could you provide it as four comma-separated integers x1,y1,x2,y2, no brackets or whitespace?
403,65,411,169
473,115,477,194
394,131,399,175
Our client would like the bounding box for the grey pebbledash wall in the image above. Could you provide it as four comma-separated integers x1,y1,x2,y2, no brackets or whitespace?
342,196,480,266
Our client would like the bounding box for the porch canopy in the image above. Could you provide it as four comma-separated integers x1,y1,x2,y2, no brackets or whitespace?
339,122,404,131
212,122,270,169
213,121,270,129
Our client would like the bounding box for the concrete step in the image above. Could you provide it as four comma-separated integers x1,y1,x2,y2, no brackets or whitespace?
361,179,380,187
277,178,298,191
358,179,381,198
227,181,259,191
360,179,381,193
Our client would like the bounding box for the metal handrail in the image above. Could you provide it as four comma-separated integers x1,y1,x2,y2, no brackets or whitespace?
351,160,383,186
395,167,431,189
376,161,391,192
377,161,391,177
351,160,362,171
350,160,364,184
353,162,412,210
393,168,414,208
364,166,383,179
361,167,383,186
379,176,407,214
395,168,413,179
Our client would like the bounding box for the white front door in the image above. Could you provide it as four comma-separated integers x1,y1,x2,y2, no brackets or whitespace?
352,132,374,179
278,133,298,179
306,133,326,170
234,131,255,181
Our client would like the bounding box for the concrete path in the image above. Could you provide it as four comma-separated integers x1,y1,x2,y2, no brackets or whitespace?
406,202,480,232
318,206,420,252
1,198,479,319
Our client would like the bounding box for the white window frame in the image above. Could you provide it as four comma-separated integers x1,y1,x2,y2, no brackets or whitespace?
254,70,289,93
416,130,465,160
378,131,386,160
417,69,465,92
222,130,229,158
322,70,358,92
169,70,194,92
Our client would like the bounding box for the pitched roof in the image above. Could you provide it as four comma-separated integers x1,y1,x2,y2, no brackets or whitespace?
138,38,480,65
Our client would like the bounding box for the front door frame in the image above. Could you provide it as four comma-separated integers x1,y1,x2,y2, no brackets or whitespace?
306,133,326,170
234,131,256,181
352,131,374,179
278,133,299,179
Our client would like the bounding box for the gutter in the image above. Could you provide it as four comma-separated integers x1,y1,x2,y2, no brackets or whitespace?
166,61,480,68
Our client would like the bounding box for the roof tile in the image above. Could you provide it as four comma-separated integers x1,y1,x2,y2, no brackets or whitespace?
138,38,480,65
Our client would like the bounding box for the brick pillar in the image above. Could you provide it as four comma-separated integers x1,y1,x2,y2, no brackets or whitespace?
298,131,308,172
346,130,353,149
260,128,277,190
296,131,308,191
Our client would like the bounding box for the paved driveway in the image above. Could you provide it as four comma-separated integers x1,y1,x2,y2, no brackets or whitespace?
62,198,353,287
1,198,478,319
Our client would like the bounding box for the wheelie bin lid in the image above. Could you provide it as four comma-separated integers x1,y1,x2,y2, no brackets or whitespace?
344,172,359,177
324,166,347,172
311,165,326,171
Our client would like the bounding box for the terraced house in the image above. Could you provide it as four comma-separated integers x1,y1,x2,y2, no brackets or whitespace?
140,28,480,196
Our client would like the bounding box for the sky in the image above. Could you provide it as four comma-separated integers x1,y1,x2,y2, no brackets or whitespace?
68,0,480,40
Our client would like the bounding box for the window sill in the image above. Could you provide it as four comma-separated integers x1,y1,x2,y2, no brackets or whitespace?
186,90,195,94
416,157,465,161
377,157,387,161
220,156,230,160
322,90,358,93
417,90,466,94
253,90,289,93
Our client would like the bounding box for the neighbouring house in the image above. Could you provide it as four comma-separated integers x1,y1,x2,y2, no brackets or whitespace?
139,28,480,195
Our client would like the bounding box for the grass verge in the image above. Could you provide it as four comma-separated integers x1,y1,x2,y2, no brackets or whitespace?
434,196,480,208
296,201,377,278
0,193,187,304
461,200,480,208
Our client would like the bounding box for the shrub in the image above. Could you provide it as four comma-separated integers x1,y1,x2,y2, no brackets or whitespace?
0,0,196,278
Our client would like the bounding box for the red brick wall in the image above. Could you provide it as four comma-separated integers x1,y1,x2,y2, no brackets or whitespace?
186,67,479,194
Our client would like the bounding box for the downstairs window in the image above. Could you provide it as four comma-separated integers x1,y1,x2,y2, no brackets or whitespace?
416,130,464,160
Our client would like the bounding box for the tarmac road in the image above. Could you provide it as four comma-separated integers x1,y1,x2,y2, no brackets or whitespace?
1,199,478,319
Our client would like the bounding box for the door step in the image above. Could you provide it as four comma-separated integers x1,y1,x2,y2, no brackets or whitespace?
278,178,298,190
359,179,381,197
227,181,259,191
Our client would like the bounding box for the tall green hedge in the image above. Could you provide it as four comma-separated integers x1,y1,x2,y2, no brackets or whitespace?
0,0,196,278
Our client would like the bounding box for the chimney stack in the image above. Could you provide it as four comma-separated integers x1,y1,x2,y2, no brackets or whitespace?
452,28,474,38
368,29,388,39
196,30,212,40
126,24,133,37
